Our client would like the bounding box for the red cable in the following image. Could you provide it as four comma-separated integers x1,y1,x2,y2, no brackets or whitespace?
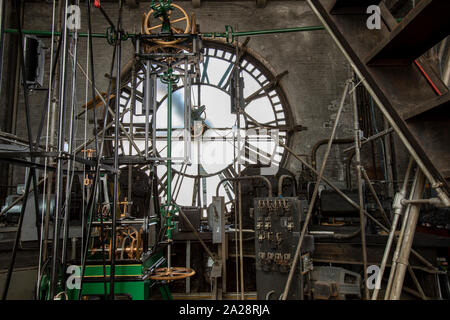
414,59,442,96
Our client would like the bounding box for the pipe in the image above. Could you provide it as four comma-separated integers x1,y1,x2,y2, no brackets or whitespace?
0,0,5,96
311,138,353,170
61,20,79,272
4,28,110,39
343,128,394,153
401,198,442,206
282,80,350,300
50,0,70,299
277,175,297,197
352,79,369,299
202,25,325,39
110,0,124,300
361,168,390,226
216,176,272,198
4,25,326,40
385,169,420,299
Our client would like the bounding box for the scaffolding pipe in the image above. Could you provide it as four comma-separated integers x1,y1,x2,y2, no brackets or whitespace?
384,169,421,299
389,171,426,300
372,157,414,300
352,78,369,299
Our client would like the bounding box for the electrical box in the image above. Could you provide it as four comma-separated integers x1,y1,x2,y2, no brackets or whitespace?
254,197,314,300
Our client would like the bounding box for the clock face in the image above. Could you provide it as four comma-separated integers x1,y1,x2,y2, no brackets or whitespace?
114,40,292,210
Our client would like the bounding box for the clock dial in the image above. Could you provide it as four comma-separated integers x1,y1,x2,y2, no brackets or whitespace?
111,40,293,210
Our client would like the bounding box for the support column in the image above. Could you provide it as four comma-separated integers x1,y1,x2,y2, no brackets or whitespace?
389,170,426,300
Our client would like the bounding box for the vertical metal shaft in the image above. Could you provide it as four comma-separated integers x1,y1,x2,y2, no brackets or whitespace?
385,169,420,298
61,23,78,268
233,35,245,300
110,26,122,300
50,0,70,299
352,79,369,299
0,0,5,97
128,60,136,216
44,0,63,261
282,80,350,300
144,60,150,160
166,71,173,269
389,170,425,300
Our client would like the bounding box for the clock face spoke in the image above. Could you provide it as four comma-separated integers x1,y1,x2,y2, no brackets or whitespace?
217,63,234,90
115,41,292,207
201,56,210,84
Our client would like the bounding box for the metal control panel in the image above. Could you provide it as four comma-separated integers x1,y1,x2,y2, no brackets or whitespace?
254,197,313,300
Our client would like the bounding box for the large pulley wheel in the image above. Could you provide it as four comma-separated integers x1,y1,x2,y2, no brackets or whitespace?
148,267,195,281
142,3,190,45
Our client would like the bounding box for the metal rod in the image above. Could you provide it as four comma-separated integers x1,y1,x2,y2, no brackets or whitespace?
385,169,421,298
43,0,63,268
166,69,174,269
235,36,245,301
352,78,369,299
144,60,151,160
282,80,350,300
61,20,79,271
361,167,390,226
127,55,136,217
110,0,124,298
4,25,326,39
401,198,442,206
50,0,70,298
408,265,427,300
202,25,325,39
343,127,394,153
0,0,5,97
